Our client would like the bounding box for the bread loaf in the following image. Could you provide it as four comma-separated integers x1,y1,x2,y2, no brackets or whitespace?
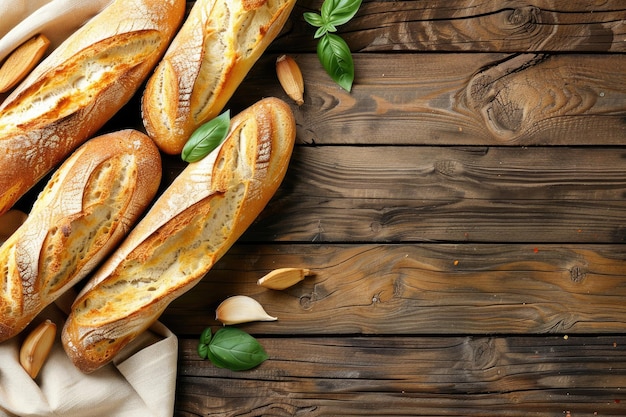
0,129,162,342
0,0,185,216
141,0,297,155
63,97,295,373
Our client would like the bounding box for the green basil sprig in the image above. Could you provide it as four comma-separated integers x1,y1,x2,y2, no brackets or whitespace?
197,327,269,371
181,110,231,162
304,0,362,92
197,327,213,359
317,33,354,92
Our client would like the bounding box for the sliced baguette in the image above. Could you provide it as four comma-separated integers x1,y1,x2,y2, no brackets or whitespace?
62,97,295,373
0,0,185,216
0,129,162,342
141,0,297,155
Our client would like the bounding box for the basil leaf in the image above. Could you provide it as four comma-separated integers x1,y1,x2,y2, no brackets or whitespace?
181,110,231,162
208,327,269,371
324,23,338,34
305,0,360,91
205,348,232,369
197,327,213,359
303,11,324,28
304,12,335,37
314,26,328,39
198,343,210,360
317,33,354,92
322,0,362,27
199,327,212,345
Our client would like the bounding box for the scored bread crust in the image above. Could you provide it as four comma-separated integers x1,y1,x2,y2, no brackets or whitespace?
62,97,296,373
0,129,162,342
0,0,185,216
141,0,297,155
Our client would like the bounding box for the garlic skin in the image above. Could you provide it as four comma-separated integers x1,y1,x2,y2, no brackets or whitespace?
20,319,56,379
257,268,312,290
276,54,304,106
216,296,277,325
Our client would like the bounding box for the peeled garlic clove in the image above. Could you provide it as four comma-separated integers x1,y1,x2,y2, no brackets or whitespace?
20,319,56,378
257,268,312,290
215,295,277,325
276,54,304,106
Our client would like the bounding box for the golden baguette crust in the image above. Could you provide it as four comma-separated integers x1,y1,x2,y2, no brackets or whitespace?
142,0,297,155
0,0,185,216
0,129,162,342
63,97,295,373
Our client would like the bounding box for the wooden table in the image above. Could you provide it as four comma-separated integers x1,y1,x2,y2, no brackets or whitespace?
150,1,626,415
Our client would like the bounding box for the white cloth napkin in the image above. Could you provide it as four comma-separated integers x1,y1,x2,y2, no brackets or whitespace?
0,291,178,417
0,0,112,63
0,4,179,414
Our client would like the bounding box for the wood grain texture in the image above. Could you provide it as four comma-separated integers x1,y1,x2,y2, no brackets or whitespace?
226,53,626,146
174,335,626,416
160,146,626,244
273,0,626,53
144,2,626,416
161,243,626,336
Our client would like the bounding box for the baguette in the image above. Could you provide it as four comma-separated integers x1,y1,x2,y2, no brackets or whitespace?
0,129,162,342
141,0,297,155
0,0,185,216
62,97,295,373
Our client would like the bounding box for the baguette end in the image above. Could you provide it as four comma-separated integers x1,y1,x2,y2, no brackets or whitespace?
62,324,133,374
142,60,188,155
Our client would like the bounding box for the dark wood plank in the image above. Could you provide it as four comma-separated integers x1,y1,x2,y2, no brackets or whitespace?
174,335,626,416
161,243,626,336
165,146,626,244
162,3,626,417
274,0,626,53
228,53,626,146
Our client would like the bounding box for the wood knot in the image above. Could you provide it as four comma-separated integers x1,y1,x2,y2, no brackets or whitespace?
299,284,328,310
468,338,500,370
299,295,313,310
464,54,575,142
506,6,540,30
434,159,461,177
570,265,587,283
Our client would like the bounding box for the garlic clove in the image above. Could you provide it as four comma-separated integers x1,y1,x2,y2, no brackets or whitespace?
19,319,57,379
215,295,277,325
276,54,304,106
257,268,312,290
